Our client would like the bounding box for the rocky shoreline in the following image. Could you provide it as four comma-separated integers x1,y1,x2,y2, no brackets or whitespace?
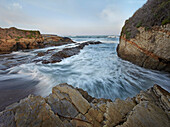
40,41,102,64
0,84,169,127
0,27,75,54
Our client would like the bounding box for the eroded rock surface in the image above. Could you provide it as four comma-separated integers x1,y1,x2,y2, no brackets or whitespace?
117,0,170,72
0,27,44,53
0,84,169,127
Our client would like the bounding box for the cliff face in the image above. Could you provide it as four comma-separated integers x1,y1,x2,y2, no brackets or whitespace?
117,0,170,72
0,27,44,53
0,84,169,127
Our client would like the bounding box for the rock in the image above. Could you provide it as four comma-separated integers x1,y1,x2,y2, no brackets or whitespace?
0,84,169,127
117,0,170,72
42,34,75,46
42,41,102,64
37,52,45,56
46,93,79,118
0,27,44,53
0,28,76,54
52,84,91,115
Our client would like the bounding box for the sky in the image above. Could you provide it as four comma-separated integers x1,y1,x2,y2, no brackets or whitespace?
0,0,147,36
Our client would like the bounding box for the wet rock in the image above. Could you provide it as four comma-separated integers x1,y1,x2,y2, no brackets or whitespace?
37,52,45,56
42,41,102,64
0,84,169,127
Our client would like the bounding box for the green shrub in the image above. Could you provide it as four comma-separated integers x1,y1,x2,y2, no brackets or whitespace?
162,18,170,25
125,31,131,40
17,36,22,39
15,38,19,41
145,27,150,31
136,21,142,28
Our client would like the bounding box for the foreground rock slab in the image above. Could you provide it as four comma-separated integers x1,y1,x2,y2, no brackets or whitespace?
0,84,169,127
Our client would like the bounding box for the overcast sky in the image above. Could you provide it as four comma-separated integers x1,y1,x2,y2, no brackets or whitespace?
0,0,147,36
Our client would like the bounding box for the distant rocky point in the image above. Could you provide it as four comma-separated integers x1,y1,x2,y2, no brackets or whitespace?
43,34,75,47
0,27,74,54
0,84,169,127
117,0,170,72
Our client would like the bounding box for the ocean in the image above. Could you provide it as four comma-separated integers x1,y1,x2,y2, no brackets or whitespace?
0,35,169,111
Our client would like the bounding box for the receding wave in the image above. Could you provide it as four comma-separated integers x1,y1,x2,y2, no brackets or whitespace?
0,36,169,111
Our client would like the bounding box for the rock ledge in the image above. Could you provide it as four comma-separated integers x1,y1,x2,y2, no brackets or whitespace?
0,84,169,127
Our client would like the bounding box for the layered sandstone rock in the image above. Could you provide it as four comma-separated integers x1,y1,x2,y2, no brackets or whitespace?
0,84,169,127
0,27,44,53
117,0,170,72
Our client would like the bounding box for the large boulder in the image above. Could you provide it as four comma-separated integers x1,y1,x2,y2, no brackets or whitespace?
0,27,44,53
117,0,170,72
0,83,169,127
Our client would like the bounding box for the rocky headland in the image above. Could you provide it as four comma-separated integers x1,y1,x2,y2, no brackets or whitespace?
0,84,169,127
0,27,75,54
0,27,44,54
117,0,170,72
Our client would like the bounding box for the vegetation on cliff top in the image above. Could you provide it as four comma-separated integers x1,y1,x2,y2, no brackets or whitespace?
0,27,41,39
122,0,170,39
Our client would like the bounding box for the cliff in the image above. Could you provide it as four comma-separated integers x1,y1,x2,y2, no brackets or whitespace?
117,0,170,72
0,27,44,53
0,84,169,127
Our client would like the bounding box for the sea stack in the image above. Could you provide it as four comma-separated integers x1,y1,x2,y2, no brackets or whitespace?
117,0,170,72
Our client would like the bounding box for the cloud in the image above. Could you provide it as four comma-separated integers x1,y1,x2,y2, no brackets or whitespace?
0,2,34,26
12,3,23,9
99,4,127,34
0,0,147,35
100,5,124,23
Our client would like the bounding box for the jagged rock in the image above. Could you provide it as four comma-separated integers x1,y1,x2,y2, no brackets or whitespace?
52,84,91,115
46,93,79,118
117,0,170,72
0,84,169,127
